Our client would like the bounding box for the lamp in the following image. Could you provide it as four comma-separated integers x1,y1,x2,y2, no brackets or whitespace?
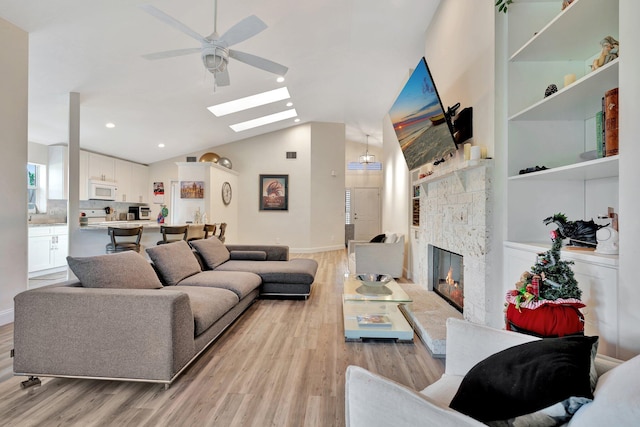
359,135,375,164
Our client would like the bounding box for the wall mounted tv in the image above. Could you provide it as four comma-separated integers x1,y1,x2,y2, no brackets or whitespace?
389,57,458,171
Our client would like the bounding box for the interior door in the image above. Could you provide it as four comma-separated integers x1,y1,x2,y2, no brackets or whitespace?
352,187,381,240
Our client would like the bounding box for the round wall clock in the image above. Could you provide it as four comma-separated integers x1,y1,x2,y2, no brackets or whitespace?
221,181,232,205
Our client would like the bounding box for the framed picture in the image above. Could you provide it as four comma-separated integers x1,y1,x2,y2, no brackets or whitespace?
259,174,288,211
180,181,205,199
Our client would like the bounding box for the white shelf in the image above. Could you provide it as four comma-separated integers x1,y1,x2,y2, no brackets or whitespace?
504,241,618,268
510,0,619,62
509,59,618,121
508,155,618,181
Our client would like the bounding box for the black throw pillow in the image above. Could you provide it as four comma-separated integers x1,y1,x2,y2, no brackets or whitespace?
369,233,386,243
449,335,598,422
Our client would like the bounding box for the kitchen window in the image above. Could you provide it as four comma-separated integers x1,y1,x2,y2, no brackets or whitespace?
27,163,47,214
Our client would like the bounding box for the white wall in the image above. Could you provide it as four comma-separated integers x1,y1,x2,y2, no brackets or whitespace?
617,0,640,359
149,122,345,252
28,141,49,165
0,17,28,325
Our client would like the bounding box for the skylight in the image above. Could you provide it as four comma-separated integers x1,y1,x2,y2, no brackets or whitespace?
207,87,291,117
230,109,298,132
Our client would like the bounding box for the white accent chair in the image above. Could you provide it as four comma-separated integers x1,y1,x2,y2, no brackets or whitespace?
345,318,635,427
347,233,405,278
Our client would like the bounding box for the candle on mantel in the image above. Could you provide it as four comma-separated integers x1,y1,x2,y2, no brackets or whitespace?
470,146,481,160
480,146,487,159
464,143,471,161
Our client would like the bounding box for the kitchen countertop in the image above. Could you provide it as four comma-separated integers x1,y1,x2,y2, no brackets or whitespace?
28,222,68,227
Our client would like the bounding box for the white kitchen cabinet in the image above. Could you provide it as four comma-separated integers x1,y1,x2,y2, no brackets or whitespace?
48,145,68,200
131,163,149,203
28,225,69,275
28,233,52,272
114,158,132,202
88,152,115,182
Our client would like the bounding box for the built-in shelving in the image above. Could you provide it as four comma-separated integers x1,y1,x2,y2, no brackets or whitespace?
509,0,619,62
508,155,618,181
509,59,618,122
505,0,620,256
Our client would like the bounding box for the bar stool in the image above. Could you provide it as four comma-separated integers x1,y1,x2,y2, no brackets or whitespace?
217,223,227,243
187,224,217,243
106,226,143,253
157,225,189,245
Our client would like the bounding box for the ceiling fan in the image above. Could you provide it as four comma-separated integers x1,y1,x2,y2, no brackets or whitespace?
140,1,288,86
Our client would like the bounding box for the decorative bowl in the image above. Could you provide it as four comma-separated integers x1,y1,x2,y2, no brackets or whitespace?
355,273,392,287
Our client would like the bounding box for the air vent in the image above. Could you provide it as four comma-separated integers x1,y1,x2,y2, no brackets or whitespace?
286,151,297,159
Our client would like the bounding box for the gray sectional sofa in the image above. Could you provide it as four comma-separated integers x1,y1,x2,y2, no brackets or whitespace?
13,239,318,387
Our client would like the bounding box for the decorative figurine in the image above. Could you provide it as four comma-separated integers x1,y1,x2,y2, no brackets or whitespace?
544,84,558,97
543,213,605,248
561,0,575,11
592,36,619,70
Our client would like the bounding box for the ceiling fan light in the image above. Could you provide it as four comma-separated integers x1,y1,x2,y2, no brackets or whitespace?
204,54,226,72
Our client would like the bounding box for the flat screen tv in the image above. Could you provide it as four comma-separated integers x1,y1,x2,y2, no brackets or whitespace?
389,57,458,171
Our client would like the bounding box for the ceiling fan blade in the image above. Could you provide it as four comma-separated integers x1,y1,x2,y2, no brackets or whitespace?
215,69,231,86
140,4,207,44
142,48,201,60
229,50,288,76
218,15,267,47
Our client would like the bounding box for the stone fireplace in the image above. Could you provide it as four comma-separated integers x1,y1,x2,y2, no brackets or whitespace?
412,160,493,326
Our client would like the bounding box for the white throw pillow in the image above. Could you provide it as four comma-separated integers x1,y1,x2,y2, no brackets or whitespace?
568,354,640,426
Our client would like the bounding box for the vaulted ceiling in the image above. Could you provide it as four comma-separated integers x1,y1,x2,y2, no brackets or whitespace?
0,0,440,164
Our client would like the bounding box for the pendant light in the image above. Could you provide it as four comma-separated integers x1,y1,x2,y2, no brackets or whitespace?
359,134,375,164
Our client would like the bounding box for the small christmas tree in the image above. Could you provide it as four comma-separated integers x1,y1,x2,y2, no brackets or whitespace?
513,213,582,308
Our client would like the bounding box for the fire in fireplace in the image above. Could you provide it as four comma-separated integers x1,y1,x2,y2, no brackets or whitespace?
428,245,464,312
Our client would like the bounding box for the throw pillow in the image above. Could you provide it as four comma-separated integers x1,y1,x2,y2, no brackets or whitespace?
67,251,162,289
146,240,201,286
568,354,640,426
190,237,231,269
449,335,599,422
369,233,386,243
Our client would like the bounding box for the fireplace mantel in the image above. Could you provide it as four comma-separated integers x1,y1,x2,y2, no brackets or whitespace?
413,158,493,188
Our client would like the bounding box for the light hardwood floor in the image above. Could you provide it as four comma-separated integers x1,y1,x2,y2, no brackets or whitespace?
0,250,444,427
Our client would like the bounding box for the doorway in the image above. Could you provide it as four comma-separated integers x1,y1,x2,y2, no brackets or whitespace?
351,187,381,240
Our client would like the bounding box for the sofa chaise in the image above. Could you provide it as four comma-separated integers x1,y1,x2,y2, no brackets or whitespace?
346,317,639,426
13,239,317,387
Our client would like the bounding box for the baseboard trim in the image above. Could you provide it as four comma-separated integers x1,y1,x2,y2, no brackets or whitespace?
0,308,14,326
290,245,344,254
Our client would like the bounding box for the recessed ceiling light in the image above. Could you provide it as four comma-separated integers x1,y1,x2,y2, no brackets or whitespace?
207,87,290,117
276,76,285,83
158,143,165,148
105,122,115,128
294,118,300,123
286,102,293,107
230,109,298,132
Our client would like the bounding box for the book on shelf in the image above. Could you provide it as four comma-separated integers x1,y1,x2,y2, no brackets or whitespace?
596,103,604,158
604,87,619,157
356,314,392,327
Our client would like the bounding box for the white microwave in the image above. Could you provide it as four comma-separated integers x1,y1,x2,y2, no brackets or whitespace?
88,180,118,201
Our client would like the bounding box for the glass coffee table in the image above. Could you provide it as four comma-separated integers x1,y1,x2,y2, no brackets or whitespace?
342,274,414,342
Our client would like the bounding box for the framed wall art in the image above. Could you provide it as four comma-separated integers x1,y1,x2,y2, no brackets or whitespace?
259,174,288,211
180,181,205,199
